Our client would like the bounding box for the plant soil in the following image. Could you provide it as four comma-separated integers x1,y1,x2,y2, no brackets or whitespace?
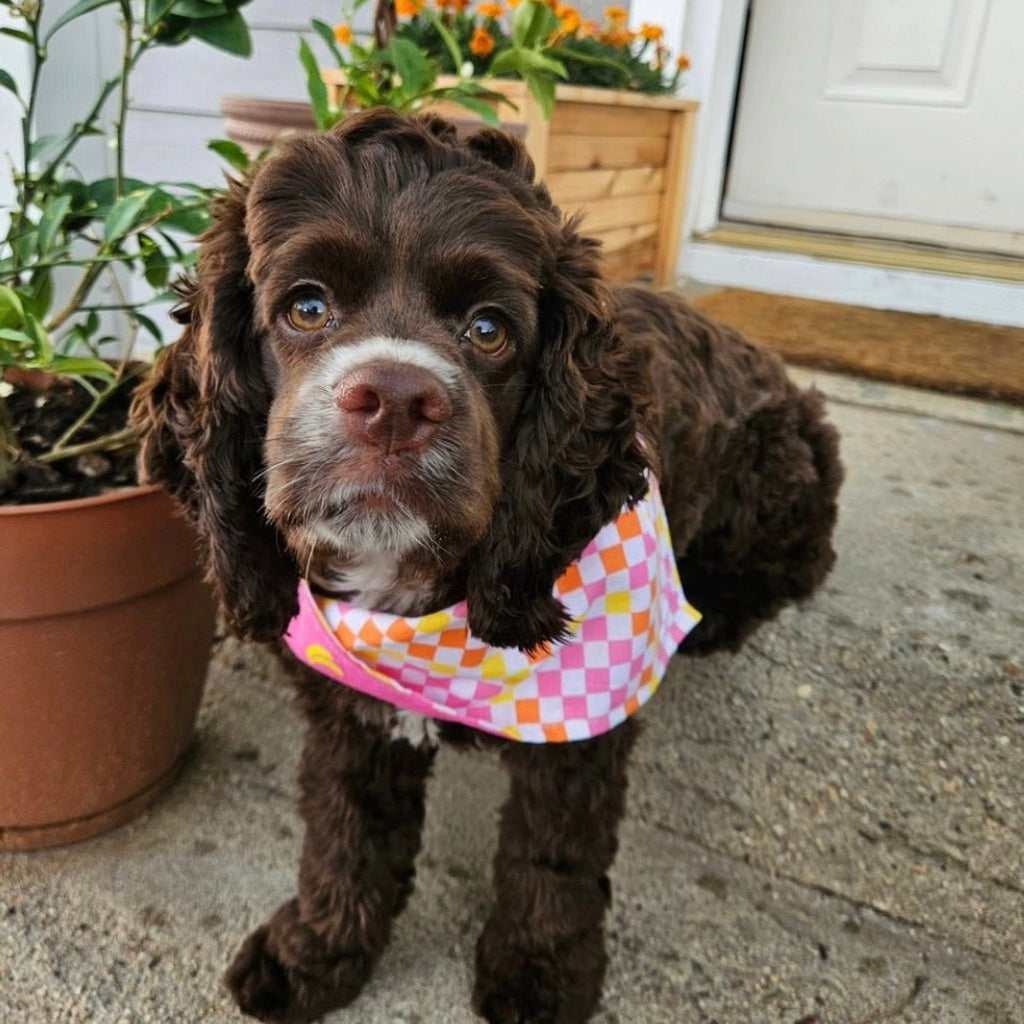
1,375,141,506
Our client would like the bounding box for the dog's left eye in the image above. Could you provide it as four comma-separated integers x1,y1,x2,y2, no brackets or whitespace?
464,315,509,354
287,293,331,332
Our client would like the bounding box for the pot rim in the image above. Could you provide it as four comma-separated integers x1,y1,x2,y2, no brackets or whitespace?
221,95,315,114
0,482,162,517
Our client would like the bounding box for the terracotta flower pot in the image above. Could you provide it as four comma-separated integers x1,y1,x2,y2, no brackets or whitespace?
0,484,215,850
221,95,318,157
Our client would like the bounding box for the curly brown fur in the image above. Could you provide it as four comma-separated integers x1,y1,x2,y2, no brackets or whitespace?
474,720,637,1024
131,108,842,1024
130,183,299,641
613,288,843,653
225,663,435,1024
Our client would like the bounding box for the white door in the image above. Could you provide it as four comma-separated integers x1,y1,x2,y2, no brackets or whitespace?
722,0,1024,256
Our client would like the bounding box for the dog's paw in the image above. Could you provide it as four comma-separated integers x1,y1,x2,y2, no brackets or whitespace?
472,920,606,1024
224,900,374,1024
226,923,296,1022
467,590,570,655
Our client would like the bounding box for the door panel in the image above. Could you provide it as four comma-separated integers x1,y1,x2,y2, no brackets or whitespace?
723,0,1024,255
823,0,988,105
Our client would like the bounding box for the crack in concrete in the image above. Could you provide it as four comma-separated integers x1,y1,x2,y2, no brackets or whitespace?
649,801,1024,971
842,974,927,1024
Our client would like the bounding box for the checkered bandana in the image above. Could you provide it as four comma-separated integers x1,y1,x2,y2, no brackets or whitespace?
284,477,701,743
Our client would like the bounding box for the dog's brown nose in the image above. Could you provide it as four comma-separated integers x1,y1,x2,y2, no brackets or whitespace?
335,362,452,451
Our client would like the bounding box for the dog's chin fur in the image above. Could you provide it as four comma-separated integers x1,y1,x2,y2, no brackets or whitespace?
130,108,842,1024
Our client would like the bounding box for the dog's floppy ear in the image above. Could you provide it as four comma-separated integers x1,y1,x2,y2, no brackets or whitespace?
130,178,298,642
465,217,653,652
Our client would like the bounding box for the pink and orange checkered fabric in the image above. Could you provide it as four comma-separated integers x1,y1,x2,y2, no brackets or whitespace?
284,477,701,743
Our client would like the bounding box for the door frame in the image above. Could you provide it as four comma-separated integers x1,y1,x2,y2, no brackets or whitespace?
677,0,1024,328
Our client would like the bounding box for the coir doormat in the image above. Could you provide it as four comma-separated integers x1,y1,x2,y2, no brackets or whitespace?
690,288,1024,406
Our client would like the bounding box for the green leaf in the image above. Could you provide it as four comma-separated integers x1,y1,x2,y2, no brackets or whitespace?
45,0,117,43
299,37,332,131
23,312,53,364
207,138,251,172
190,11,252,56
131,310,164,341
0,27,35,44
143,0,178,29
491,47,566,80
311,18,345,65
446,93,500,127
523,71,556,119
556,46,630,77
141,243,171,288
0,327,33,348
23,269,54,320
422,8,463,77
167,0,230,18
156,230,185,258
0,285,26,329
36,194,73,257
512,1,558,49
29,134,67,162
10,228,38,265
386,37,434,99
87,177,150,215
0,68,20,101
47,355,117,379
160,204,209,234
104,190,155,244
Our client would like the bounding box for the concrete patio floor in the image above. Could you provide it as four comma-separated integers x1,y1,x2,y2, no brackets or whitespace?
3,372,1023,1024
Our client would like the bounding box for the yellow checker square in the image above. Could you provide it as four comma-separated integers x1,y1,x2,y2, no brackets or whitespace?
416,611,451,636
480,654,508,680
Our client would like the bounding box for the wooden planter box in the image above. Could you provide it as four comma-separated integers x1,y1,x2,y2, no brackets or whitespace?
322,72,698,285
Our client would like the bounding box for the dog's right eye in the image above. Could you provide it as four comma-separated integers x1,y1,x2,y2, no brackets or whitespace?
287,293,331,332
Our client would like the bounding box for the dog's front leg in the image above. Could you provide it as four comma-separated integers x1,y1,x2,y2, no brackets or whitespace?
474,720,638,1024
226,673,435,1024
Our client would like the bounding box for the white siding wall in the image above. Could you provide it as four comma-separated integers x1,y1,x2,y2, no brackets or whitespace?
126,0,374,190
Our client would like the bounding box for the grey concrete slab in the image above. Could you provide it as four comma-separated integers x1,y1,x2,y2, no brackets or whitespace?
2,395,1022,1024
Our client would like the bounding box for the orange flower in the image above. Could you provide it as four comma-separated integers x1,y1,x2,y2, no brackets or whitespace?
478,1,504,16
556,4,581,33
604,5,627,22
600,27,633,47
578,18,598,37
333,23,353,44
639,22,663,42
470,25,496,56
396,0,424,15
436,0,469,9
676,53,691,71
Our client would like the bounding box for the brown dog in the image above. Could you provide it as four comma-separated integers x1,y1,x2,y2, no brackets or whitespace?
132,109,842,1024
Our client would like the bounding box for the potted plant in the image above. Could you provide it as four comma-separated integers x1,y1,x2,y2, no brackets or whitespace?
221,0,512,161
0,0,254,850
224,0,699,284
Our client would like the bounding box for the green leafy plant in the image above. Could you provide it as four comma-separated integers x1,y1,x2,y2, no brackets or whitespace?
0,0,253,498
301,0,514,131
336,1,690,120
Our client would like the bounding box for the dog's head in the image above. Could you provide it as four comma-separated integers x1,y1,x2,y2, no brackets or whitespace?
132,109,650,650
